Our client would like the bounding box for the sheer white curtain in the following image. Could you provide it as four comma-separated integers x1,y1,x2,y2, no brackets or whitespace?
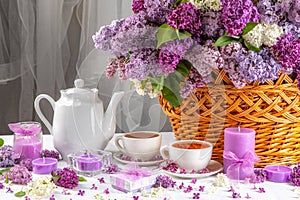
0,0,170,134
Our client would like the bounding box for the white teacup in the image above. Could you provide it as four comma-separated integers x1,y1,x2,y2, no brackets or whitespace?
160,140,213,171
115,131,162,160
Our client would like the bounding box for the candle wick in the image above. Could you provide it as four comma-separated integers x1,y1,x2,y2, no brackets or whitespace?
238,126,240,132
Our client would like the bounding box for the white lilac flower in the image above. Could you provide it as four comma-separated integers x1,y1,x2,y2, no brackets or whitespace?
191,0,222,11
243,24,264,48
262,23,283,46
26,177,56,200
213,173,230,187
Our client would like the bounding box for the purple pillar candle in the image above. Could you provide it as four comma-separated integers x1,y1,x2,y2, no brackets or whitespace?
77,154,102,171
223,127,256,180
265,165,291,183
32,157,58,174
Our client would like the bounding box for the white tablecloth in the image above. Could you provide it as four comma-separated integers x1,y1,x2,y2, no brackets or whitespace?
0,133,298,200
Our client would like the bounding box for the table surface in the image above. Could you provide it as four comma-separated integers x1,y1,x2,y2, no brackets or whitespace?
0,133,298,200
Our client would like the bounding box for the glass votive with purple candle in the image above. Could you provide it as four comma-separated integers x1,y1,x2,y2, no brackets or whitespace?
9,121,43,161
68,150,112,177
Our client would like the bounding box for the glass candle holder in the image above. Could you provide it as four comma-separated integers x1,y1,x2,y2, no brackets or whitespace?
10,121,43,161
68,149,112,177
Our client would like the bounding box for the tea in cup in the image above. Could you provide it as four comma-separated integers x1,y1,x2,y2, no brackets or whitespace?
160,140,213,171
115,131,162,160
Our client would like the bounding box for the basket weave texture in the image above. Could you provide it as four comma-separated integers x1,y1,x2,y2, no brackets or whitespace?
159,69,300,167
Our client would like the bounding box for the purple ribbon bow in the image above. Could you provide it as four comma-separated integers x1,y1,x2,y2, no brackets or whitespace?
223,151,259,180
119,163,153,181
8,122,41,136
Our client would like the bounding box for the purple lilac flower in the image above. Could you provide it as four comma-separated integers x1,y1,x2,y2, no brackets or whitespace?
50,195,55,200
237,48,281,83
281,22,300,39
154,175,176,188
271,33,300,70
42,149,60,160
2,165,32,185
106,56,127,80
191,178,197,184
199,168,210,174
256,0,283,24
144,0,176,24
185,44,224,83
158,38,193,75
0,145,20,167
132,0,145,13
229,186,235,192
258,187,266,193
52,168,79,189
232,192,241,198
291,162,300,186
125,48,162,80
20,159,32,171
6,187,13,193
181,68,206,98
103,164,119,174
184,185,193,193
250,169,267,184
160,160,178,173
133,196,139,200
179,182,184,190
201,11,224,39
98,177,105,184
0,182,4,189
220,43,246,88
193,192,200,199
199,185,205,192
92,19,124,54
25,196,31,200
77,190,85,196
103,188,109,194
179,168,186,174
281,0,300,27
90,184,97,190
220,0,259,36
167,2,202,37
245,193,251,199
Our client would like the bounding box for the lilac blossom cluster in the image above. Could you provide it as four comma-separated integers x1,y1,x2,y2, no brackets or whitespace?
52,168,79,189
154,175,176,188
20,159,33,171
220,0,259,36
250,169,267,183
93,0,300,102
42,149,60,160
291,162,300,186
2,165,32,185
0,145,19,167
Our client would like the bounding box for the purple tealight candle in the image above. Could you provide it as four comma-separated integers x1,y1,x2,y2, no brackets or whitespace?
77,154,102,171
32,157,57,174
265,165,292,183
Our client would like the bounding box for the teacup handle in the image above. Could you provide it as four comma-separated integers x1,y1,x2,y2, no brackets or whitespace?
160,145,170,160
115,135,126,154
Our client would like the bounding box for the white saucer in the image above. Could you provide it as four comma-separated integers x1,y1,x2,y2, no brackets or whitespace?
162,160,223,179
113,151,164,166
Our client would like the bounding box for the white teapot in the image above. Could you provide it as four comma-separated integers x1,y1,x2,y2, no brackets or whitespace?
34,79,124,160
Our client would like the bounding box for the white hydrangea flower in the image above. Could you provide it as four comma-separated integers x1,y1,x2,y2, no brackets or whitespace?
26,177,56,200
262,23,283,47
191,0,222,11
243,24,264,48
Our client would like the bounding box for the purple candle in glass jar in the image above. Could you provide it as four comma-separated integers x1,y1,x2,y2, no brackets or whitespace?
265,165,291,183
77,154,102,171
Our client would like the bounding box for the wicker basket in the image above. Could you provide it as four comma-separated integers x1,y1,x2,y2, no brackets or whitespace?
159,69,300,167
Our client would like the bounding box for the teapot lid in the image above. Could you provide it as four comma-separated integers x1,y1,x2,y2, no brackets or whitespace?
64,79,96,95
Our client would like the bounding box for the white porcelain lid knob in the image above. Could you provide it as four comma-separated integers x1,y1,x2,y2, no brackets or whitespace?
74,79,84,88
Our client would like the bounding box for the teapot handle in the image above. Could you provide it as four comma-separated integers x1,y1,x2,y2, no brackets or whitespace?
34,94,55,135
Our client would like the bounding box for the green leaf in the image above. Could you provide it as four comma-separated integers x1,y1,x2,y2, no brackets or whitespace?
5,175,8,184
242,22,259,35
174,0,189,7
0,138,4,147
162,86,182,108
175,29,192,40
156,24,178,48
78,176,87,182
15,191,26,197
214,35,239,47
176,60,192,77
0,168,10,175
244,40,260,52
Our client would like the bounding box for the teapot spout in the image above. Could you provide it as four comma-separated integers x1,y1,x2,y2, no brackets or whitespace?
102,91,124,139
